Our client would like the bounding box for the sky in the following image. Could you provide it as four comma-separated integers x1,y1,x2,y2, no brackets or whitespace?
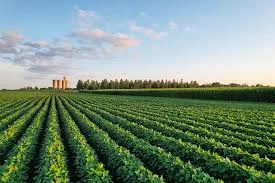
0,0,275,89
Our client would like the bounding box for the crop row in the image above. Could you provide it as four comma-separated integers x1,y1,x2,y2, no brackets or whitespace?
65,96,275,182
123,95,273,123
57,96,164,183
0,99,31,115
82,87,275,103
0,98,31,112
0,97,50,182
103,101,275,148
83,96,274,145
60,96,221,183
75,96,275,160
0,97,46,164
118,97,274,133
34,96,69,182
0,98,42,132
87,95,275,131
139,108,274,146
56,96,112,182
0,99,35,120
70,96,275,174
1,92,274,182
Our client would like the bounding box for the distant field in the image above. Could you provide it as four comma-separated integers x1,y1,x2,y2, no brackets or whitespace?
82,87,275,103
0,91,274,182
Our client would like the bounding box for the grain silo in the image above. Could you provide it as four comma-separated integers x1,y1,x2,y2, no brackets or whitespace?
58,80,63,89
53,80,57,89
52,76,68,90
63,76,68,89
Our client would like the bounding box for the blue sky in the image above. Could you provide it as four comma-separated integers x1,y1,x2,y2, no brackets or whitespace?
0,0,274,88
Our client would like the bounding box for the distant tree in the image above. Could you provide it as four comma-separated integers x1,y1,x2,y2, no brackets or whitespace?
142,80,147,88
189,81,199,88
75,78,271,90
228,83,241,87
148,80,152,88
129,80,135,89
171,79,176,88
95,81,100,89
76,80,84,90
200,83,211,88
100,79,108,89
88,80,96,90
138,80,143,88
83,80,90,89
256,84,264,87
160,80,165,88
134,80,140,89
120,79,125,89
163,80,168,88
156,80,161,88
109,80,115,89
124,79,130,89
151,81,157,88
211,82,222,87
114,79,119,89
241,83,249,87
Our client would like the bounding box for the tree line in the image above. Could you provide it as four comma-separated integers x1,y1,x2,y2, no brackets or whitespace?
76,79,265,90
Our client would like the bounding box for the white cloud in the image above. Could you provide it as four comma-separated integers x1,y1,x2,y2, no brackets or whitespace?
0,7,140,85
1,35,103,78
72,28,139,48
112,33,139,48
168,21,177,30
74,6,99,28
24,40,48,48
129,22,167,40
0,32,22,53
0,29,138,79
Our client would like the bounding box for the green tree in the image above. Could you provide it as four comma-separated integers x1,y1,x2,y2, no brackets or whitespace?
101,79,109,89
171,79,177,88
211,82,222,87
83,80,90,89
109,80,115,89
160,80,165,88
76,80,84,90
120,79,125,89
124,79,130,89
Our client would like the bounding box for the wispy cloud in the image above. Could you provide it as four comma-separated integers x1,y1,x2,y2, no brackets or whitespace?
72,8,139,49
0,32,22,53
74,6,99,28
0,7,140,80
129,22,167,40
71,28,138,48
6,38,80,75
168,21,177,30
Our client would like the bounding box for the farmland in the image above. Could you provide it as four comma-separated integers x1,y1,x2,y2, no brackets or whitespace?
0,91,274,182
83,87,275,103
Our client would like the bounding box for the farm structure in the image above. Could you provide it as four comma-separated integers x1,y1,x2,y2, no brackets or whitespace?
53,76,68,90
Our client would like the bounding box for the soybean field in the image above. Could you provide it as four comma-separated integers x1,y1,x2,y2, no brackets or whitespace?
0,91,274,182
